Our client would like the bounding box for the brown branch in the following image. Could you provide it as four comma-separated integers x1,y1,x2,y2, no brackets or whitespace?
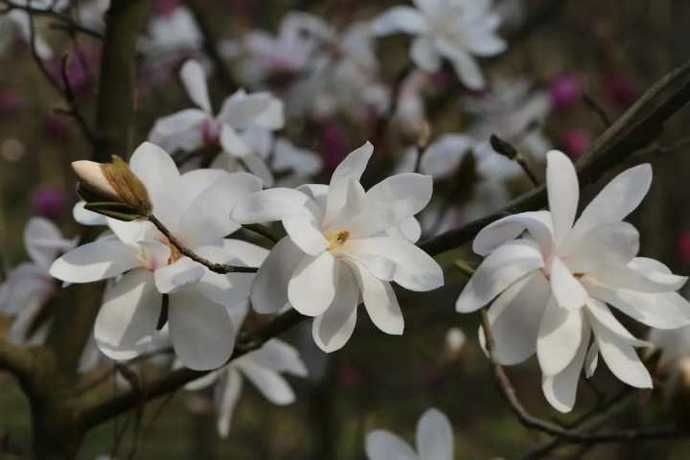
94,0,152,162
0,339,36,384
148,215,258,274
77,310,304,429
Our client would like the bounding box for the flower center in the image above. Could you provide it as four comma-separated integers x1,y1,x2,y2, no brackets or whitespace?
326,229,350,252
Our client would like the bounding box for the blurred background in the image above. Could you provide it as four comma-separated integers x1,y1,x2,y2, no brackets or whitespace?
2,0,690,458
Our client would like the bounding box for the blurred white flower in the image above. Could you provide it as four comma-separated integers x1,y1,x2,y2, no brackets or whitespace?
50,142,267,370
149,60,284,186
139,6,203,55
0,217,77,344
373,0,506,89
457,150,690,412
233,142,443,352
366,407,454,460
186,334,308,437
0,0,63,59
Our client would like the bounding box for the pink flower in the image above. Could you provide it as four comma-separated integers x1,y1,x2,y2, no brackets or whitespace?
561,129,591,159
31,187,68,219
549,74,582,111
319,120,348,173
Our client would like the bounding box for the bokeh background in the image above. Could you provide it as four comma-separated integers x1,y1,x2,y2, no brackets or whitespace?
2,0,690,458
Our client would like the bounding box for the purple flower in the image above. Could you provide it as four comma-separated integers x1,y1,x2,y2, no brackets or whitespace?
319,120,349,174
549,74,582,111
561,129,591,159
603,72,638,109
31,187,68,219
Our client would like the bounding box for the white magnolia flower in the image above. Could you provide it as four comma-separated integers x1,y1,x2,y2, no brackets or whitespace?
148,60,284,186
50,142,267,370
0,217,76,344
270,138,323,186
465,78,553,178
186,335,308,438
649,326,690,368
139,6,203,55
366,408,454,460
456,150,690,412
233,142,444,352
373,0,506,89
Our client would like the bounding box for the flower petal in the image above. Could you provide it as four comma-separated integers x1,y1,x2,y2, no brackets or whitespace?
251,238,303,314
550,256,587,310
472,211,554,256
154,258,205,294
49,239,140,283
283,216,328,256
94,270,161,361
324,142,374,225
248,339,308,376
216,368,243,438
546,150,579,242
570,163,652,240
169,287,235,370
416,408,454,460
542,324,590,413
591,257,687,293
419,134,473,179
537,297,584,376
563,222,639,274
288,251,337,316
591,319,652,388
372,6,427,36
410,36,441,72
312,263,359,352
585,298,649,346
456,239,543,313
147,109,207,153
232,188,317,224
351,263,404,335
366,431,417,460
479,272,550,365
180,60,212,113
237,361,296,405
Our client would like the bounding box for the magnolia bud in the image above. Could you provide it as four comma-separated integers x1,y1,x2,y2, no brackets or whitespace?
445,327,466,361
72,156,152,220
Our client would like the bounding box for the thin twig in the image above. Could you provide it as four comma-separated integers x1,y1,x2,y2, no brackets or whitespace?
148,215,257,274
583,93,613,127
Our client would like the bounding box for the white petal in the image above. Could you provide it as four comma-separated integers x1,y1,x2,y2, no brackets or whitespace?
592,320,652,388
25,217,73,269
169,287,235,370
128,142,181,223
219,124,252,157
345,237,444,292
325,178,368,231
232,188,317,224
472,211,554,256
351,263,404,335
542,325,590,413
419,134,473,179
94,270,161,360
410,36,441,72
312,263,359,352
147,109,206,153
216,90,275,130
537,297,584,376
570,163,652,240
49,240,140,283
216,368,243,438
180,60,212,113
592,257,687,293
387,217,422,243
283,217,328,256
416,408,454,460
587,282,690,330
288,251,337,316
456,239,543,313
563,222,639,274
237,361,296,405
372,6,427,36
248,339,308,376
154,258,205,294
585,298,649,346
366,431,418,460
585,341,599,378
251,238,303,314
324,142,374,225
73,201,108,226
546,150,578,242
480,272,550,365
240,153,275,187
550,256,587,310
437,42,484,90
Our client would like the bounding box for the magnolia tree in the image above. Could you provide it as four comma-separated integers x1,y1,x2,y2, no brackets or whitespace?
2,0,690,458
